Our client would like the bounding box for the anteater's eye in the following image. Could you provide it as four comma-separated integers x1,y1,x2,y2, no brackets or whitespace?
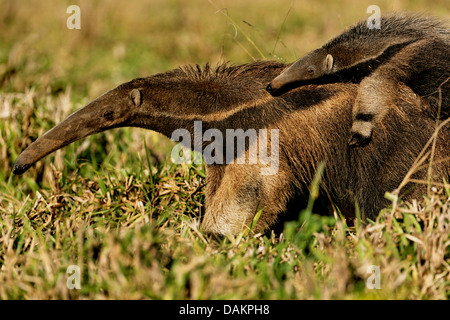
306,67,314,75
103,111,114,121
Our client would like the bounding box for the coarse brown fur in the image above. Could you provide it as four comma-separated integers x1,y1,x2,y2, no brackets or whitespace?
13,61,450,235
267,13,450,146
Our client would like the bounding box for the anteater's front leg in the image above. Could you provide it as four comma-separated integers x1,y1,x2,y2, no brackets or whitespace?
201,163,293,236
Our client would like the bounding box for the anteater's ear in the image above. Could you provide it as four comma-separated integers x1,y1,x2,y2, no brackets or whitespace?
130,88,142,107
325,54,334,72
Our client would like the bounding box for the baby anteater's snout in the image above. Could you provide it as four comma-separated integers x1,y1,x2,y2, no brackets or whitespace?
265,83,274,95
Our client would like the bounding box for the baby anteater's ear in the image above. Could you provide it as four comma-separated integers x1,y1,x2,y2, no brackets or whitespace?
325,54,334,72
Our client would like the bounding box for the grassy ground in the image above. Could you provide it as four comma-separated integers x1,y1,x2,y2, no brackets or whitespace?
0,0,449,299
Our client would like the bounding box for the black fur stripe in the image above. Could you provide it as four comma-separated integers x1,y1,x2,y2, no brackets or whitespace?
355,113,374,122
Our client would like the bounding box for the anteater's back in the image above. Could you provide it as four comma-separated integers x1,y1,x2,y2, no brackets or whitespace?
324,12,449,57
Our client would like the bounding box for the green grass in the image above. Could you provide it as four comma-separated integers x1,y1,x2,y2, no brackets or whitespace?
1,149,448,299
0,0,449,299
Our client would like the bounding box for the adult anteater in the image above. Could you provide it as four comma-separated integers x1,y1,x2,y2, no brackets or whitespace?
13,61,450,235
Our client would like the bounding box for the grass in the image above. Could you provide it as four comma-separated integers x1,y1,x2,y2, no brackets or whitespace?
0,0,449,299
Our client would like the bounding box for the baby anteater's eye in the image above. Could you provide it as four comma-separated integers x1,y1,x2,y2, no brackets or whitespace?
306,67,315,75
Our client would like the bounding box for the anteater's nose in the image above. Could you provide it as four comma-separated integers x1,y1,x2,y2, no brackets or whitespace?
266,83,273,94
12,161,31,175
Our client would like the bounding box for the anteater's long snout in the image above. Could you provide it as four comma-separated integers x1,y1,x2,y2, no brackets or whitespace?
12,87,138,175
265,83,274,94
265,70,292,96
13,122,92,175
265,78,284,96
12,105,103,175
12,161,31,175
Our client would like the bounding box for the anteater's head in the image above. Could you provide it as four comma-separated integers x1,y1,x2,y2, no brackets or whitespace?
266,48,334,96
12,81,146,175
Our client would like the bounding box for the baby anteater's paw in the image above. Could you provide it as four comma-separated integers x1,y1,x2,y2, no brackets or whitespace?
348,132,372,147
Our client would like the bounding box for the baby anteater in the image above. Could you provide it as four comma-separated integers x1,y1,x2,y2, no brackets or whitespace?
267,12,450,146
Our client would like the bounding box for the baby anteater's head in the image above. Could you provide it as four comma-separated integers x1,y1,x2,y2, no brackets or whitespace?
267,48,334,95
